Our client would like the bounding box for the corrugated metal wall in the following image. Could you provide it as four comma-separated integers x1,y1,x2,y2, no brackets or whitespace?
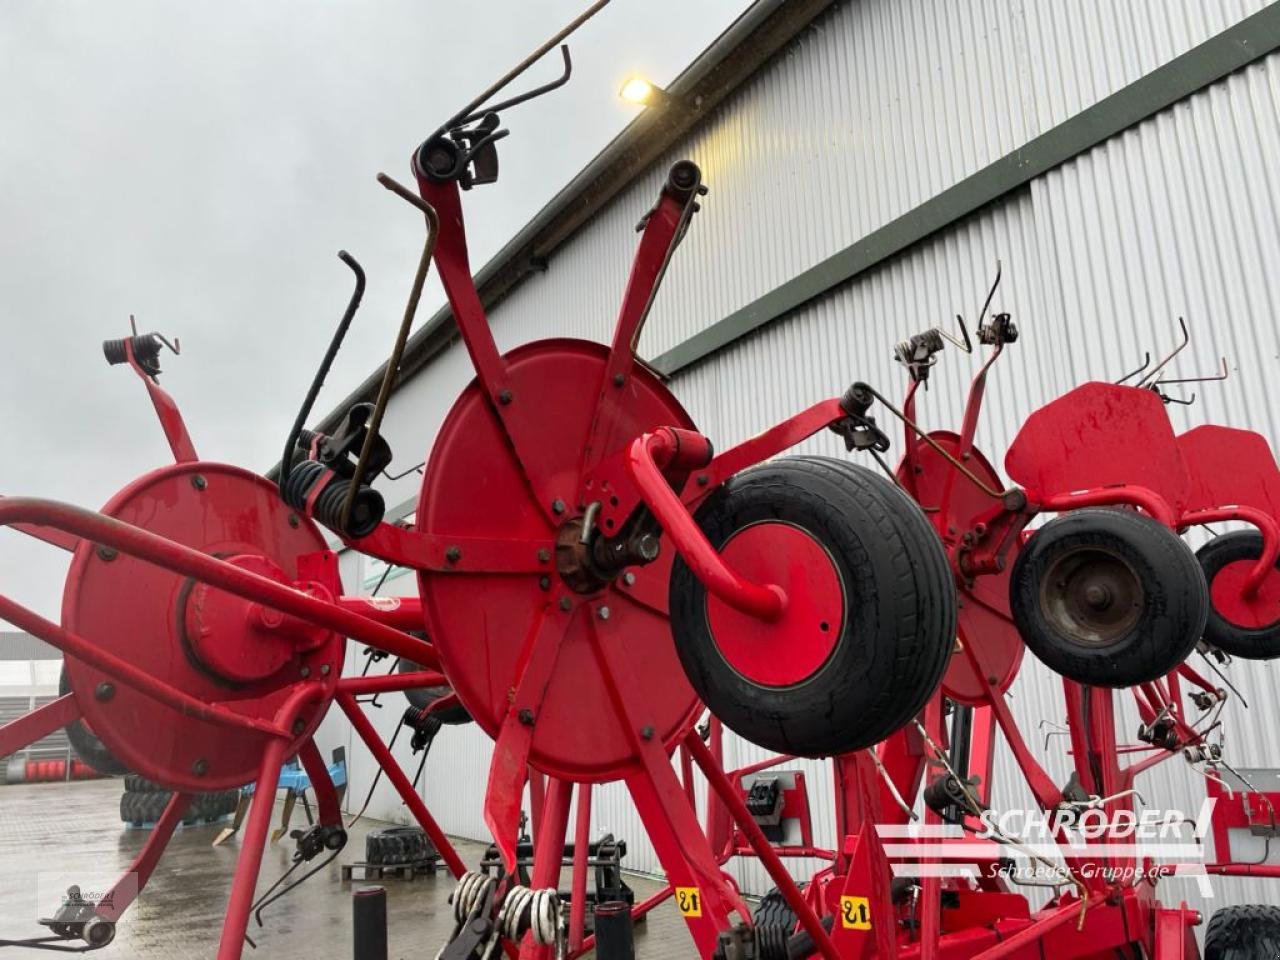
317,0,1280,916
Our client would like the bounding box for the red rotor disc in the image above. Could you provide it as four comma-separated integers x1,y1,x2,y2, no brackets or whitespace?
62,462,343,792
898,431,1023,704
418,339,701,782
705,522,843,687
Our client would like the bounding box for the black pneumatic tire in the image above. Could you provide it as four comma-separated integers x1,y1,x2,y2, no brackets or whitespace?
1010,508,1208,686
366,825,435,865
1204,905,1280,960
120,788,239,825
123,774,167,793
1196,532,1280,660
670,456,956,757
60,666,128,776
752,888,798,960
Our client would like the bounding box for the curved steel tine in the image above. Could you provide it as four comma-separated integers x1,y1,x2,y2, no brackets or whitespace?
1115,351,1151,385
1158,355,1230,385
154,333,181,356
937,315,973,353
459,46,573,125
434,0,611,139
976,260,1003,333
1138,316,1190,386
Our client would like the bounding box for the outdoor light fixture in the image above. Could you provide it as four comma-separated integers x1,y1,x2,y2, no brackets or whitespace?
619,75,668,107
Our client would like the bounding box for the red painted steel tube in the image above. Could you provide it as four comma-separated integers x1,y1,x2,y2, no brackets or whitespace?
968,899,1088,960
685,733,840,960
1037,485,1177,528
525,778,573,960
568,782,592,951
216,731,290,960
97,791,193,922
338,692,466,878
0,497,439,667
336,670,448,696
1205,862,1280,877
298,738,342,826
335,594,425,630
0,597,286,738
626,431,785,620
0,691,79,758
1182,504,1280,595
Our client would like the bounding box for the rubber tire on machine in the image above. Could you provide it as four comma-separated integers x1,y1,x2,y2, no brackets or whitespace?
752,888,798,960
60,665,128,776
1204,905,1280,960
398,657,471,725
365,825,435,865
123,774,167,793
670,456,956,757
1010,508,1208,687
119,789,239,826
1196,532,1280,660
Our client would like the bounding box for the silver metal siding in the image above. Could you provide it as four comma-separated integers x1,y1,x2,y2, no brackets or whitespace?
321,0,1280,909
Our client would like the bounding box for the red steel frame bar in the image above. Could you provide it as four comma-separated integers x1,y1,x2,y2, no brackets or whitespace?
96,791,193,923
0,498,439,667
523,777,573,960
685,733,840,960
337,670,448,696
0,692,79,759
567,782,592,952
338,691,467,878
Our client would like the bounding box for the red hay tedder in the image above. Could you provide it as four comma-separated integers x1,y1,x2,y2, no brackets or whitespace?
3,4,1280,959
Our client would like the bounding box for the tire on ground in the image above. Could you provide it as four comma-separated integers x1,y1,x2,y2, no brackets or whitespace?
669,456,956,757
366,825,435,865
1010,508,1207,686
1204,905,1280,960
60,665,128,776
120,788,239,825
1196,531,1280,660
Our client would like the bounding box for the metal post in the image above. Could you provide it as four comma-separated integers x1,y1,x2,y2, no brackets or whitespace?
352,886,388,960
591,902,634,960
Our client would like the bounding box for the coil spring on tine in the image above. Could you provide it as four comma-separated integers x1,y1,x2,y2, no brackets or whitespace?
498,885,561,946
893,328,945,367
449,870,496,924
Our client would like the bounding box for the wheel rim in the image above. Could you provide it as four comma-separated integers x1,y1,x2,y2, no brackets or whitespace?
1039,546,1143,645
704,521,844,687
1209,558,1280,630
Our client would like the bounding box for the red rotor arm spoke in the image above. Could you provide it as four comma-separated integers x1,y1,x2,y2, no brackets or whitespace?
338,692,467,878
578,181,701,485
337,669,448,697
586,614,749,951
0,692,79,758
96,791,193,923
297,738,342,826
125,340,198,464
0,596,288,738
1,495,80,552
681,398,848,504
484,602,574,871
350,522,555,575
610,567,668,616
0,497,438,668
415,178,564,524
685,734,841,960
625,429,785,621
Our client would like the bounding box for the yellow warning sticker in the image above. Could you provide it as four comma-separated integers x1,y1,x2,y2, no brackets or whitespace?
839,895,871,930
675,886,703,918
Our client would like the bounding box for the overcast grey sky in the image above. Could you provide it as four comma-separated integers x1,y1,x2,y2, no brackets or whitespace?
0,0,750,619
